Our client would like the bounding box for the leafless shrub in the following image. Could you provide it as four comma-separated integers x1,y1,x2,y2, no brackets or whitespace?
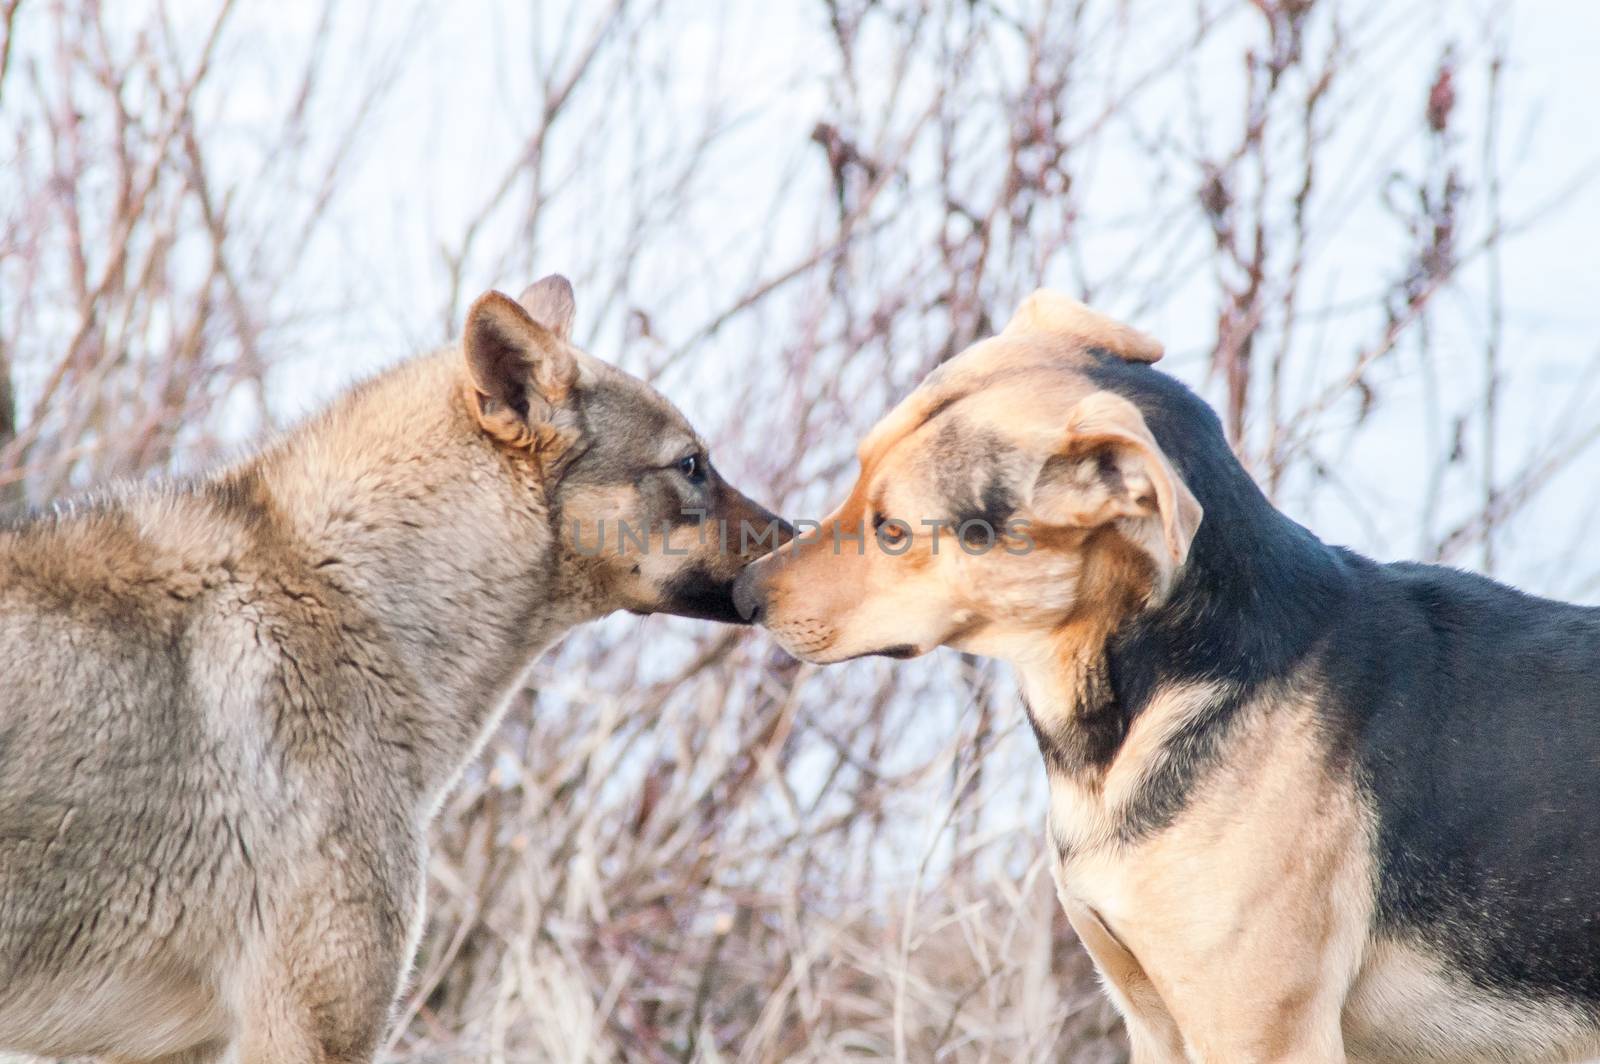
3,2,1595,1062
0,0,410,510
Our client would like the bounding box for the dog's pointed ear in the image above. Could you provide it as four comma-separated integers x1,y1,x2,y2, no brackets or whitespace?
462,290,578,447
1003,289,1163,364
1028,391,1202,568
517,274,576,341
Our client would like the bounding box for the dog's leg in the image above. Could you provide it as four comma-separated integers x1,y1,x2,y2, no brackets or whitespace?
1133,910,1352,1064
237,848,424,1064
236,941,406,1064
1065,900,1191,1063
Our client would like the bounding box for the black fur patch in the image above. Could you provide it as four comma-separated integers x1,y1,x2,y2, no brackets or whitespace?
1022,661,1125,778
659,565,744,625
931,420,1018,542
952,477,1016,546
1322,558,1600,1000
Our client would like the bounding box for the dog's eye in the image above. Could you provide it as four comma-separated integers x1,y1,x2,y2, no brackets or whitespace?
677,453,707,484
873,513,908,544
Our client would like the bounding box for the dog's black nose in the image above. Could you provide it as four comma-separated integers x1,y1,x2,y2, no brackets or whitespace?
732,565,768,623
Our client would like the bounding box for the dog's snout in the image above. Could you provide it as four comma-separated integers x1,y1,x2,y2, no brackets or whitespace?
733,564,769,623
720,485,794,561
741,510,795,559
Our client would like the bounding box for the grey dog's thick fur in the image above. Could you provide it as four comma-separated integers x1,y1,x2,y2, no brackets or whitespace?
0,278,778,1061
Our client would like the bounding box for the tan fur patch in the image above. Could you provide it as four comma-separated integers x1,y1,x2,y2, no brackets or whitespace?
1099,681,1233,815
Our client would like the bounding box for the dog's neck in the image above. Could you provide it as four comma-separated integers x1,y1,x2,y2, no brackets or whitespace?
1008,477,1348,830
242,350,593,801
1003,616,1127,781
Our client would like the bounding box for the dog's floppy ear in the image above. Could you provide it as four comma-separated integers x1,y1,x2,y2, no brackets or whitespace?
1003,289,1163,364
462,289,578,448
1029,391,1202,567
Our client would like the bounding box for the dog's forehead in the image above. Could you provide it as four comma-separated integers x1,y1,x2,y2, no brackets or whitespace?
585,358,693,428
857,337,1101,472
573,358,702,473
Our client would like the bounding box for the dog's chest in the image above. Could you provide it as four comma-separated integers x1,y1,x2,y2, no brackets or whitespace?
1030,678,1234,864
1043,685,1380,1037
1042,778,1177,933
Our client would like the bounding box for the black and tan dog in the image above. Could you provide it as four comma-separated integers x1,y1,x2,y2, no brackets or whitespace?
735,292,1600,1062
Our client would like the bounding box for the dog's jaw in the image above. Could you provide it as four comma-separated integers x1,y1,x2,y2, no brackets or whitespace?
762,616,841,662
